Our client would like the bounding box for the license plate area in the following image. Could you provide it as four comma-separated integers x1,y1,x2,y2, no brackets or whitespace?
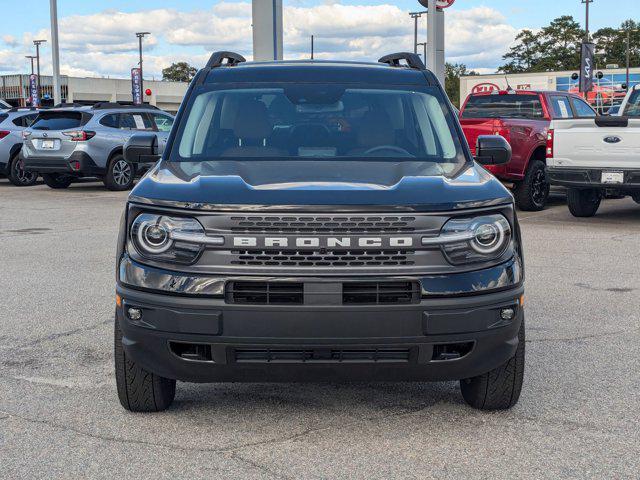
601,171,624,184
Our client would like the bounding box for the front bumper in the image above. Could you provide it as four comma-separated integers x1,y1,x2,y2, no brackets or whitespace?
116,258,524,383
547,166,640,191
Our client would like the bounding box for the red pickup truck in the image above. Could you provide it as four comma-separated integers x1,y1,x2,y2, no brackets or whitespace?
459,90,597,210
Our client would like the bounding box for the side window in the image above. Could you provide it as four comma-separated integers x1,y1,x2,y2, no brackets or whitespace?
117,113,152,130
99,114,119,128
151,113,174,132
571,97,597,118
550,96,573,119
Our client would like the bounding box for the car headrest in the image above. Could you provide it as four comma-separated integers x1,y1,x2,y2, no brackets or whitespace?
234,100,272,140
357,110,395,148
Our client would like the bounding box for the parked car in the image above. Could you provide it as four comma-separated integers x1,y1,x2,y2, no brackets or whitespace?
22,103,174,190
459,89,597,211
0,99,11,111
115,51,525,412
547,114,640,217
0,107,40,186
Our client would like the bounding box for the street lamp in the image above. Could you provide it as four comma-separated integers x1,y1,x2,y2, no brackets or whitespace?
25,56,36,75
33,39,47,96
409,11,427,54
417,42,427,64
135,32,151,102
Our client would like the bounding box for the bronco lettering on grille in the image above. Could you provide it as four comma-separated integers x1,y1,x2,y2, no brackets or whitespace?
232,237,414,248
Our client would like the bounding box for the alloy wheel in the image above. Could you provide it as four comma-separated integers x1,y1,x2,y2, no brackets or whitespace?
113,159,133,186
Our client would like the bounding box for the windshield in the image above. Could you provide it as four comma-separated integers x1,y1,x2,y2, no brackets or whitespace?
171,85,466,176
623,90,640,117
462,94,545,119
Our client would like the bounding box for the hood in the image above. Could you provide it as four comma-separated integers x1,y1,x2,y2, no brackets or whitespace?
130,160,512,212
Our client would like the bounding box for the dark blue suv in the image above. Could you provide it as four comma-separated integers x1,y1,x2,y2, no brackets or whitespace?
115,52,524,412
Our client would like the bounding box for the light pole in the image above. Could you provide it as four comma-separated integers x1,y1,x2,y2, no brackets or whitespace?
25,56,36,75
135,32,151,102
50,0,62,105
582,0,593,41
33,39,47,97
409,11,427,54
417,42,427,63
311,35,314,60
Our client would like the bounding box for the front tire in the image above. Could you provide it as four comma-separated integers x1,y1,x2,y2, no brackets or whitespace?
460,319,525,411
104,154,134,191
567,188,601,217
114,316,176,412
41,173,73,189
7,153,38,186
513,160,550,211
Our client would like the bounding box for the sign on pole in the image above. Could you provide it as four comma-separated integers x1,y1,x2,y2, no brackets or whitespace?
131,68,143,105
580,42,595,93
29,74,40,107
435,0,455,8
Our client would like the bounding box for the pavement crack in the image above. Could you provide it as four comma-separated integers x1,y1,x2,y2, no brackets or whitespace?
16,319,111,349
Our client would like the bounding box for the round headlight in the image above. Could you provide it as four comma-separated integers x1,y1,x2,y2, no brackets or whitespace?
472,222,505,254
137,219,172,254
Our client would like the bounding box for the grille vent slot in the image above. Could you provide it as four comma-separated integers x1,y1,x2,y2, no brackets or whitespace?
235,348,411,364
343,281,421,305
230,250,416,267
229,215,417,234
226,281,304,305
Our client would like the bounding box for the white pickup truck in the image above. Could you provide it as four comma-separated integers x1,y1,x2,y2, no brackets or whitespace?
546,108,640,217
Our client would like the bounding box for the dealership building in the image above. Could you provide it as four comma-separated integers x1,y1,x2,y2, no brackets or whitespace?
460,67,640,110
0,74,188,112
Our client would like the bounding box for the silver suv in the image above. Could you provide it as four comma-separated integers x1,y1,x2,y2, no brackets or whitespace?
0,107,40,186
22,103,174,190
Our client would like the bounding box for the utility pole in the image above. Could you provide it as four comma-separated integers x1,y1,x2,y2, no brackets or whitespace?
33,39,46,97
409,11,427,54
50,0,62,105
135,32,150,102
582,0,593,41
25,56,36,75
311,35,314,60
626,29,631,90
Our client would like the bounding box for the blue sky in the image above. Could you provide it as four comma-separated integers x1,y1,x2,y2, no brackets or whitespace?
1,0,638,78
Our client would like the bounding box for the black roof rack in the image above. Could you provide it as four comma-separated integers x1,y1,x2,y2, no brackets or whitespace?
7,106,39,113
206,51,246,69
378,53,426,70
91,102,159,110
53,102,85,108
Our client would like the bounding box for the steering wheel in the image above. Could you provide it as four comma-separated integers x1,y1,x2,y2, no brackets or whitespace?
363,145,412,156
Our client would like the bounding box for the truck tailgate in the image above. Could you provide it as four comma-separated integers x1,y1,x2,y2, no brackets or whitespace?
550,117,640,169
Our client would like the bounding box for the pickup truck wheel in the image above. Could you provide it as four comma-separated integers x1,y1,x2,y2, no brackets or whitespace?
41,173,73,189
460,319,525,411
114,315,176,412
513,160,549,211
567,188,601,217
7,153,38,186
104,154,134,191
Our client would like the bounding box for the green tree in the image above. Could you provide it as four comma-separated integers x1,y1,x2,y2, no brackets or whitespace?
445,63,478,107
498,29,541,73
162,62,197,83
536,16,585,71
593,20,640,69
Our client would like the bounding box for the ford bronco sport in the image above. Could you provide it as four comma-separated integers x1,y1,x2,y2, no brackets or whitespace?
115,52,525,412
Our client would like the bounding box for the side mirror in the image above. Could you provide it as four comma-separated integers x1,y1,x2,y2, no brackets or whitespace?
475,135,512,166
125,133,160,163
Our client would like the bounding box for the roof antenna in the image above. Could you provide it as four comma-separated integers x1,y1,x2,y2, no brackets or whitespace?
504,74,513,91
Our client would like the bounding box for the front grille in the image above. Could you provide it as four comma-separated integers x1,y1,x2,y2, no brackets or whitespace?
229,215,417,234
343,281,420,305
226,281,304,305
235,348,411,364
230,249,416,267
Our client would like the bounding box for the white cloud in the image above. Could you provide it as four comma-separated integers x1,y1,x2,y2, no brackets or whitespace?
0,3,517,78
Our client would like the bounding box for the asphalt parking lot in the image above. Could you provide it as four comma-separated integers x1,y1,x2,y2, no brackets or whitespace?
0,179,639,479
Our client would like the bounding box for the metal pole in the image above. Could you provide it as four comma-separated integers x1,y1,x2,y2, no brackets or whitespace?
311,35,314,60
25,56,35,75
135,32,150,103
626,30,631,90
582,0,593,41
409,12,426,54
50,0,62,105
33,40,47,96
